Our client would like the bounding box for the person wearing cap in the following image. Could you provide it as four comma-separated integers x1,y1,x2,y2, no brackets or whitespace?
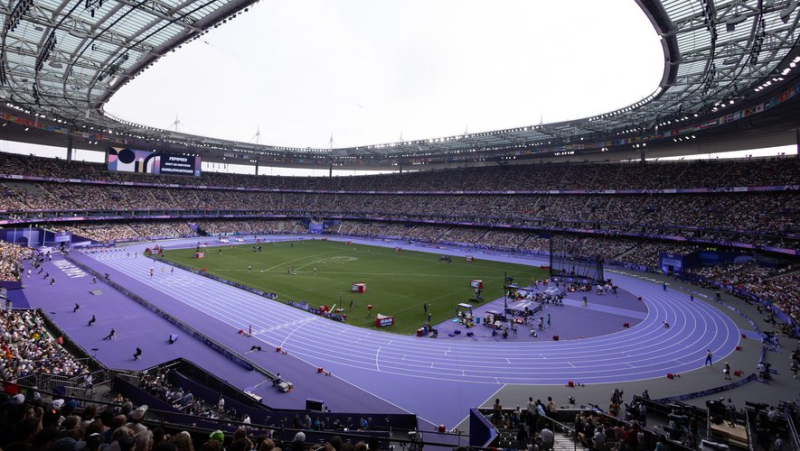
62,400,78,417
127,405,148,433
209,430,225,443
85,433,103,451
121,402,134,417
291,432,305,451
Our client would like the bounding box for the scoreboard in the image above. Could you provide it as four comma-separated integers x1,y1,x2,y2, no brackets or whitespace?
107,147,201,177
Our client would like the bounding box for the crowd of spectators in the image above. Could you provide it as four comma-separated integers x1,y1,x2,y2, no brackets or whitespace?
2,151,800,450
0,392,233,451
0,242,32,281
0,186,795,247
2,152,798,191
127,222,195,238
0,152,797,251
337,222,411,238
0,389,387,451
194,220,301,235
611,242,702,271
489,391,663,451
57,222,196,244
1,150,798,333
0,310,88,381
333,223,702,270
44,218,694,277
688,261,792,287
688,262,800,324
572,410,652,450
401,225,448,243
54,220,302,242
138,373,244,423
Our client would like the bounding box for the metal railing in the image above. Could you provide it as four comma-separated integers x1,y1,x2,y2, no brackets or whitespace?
538,413,578,451
744,408,755,451
784,405,800,451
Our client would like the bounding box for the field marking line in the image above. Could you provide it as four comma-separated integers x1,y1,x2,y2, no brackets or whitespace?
263,251,343,273
280,316,318,347
376,347,382,371
260,317,317,334
295,259,327,272
320,271,509,278
101,238,741,388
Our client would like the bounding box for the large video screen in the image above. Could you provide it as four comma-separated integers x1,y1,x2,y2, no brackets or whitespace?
107,147,201,177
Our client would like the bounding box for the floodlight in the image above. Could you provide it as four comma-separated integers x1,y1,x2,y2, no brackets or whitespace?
781,0,797,23
726,14,746,32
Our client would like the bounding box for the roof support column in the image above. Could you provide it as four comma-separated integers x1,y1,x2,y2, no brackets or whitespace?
66,135,74,162
796,128,800,156
640,146,646,162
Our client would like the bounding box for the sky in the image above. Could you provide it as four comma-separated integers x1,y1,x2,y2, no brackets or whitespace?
104,0,665,149
4,0,794,175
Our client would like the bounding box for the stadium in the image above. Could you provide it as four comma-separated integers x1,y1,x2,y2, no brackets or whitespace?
0,1,799,450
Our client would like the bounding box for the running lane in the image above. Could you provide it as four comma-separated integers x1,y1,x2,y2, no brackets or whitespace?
87,243,740,385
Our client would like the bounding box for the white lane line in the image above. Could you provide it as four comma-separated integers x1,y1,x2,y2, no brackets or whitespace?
81,242,742,385
280,317,317,348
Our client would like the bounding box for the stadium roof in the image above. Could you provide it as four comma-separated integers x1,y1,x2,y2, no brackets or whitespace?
1,0,800,167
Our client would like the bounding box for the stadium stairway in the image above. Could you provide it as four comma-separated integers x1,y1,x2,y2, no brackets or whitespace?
553,433,580,450
493,425,579,450
493,425,524,449
613,242,641,261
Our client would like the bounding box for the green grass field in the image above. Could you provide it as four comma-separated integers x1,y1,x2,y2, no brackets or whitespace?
161,239,548,334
